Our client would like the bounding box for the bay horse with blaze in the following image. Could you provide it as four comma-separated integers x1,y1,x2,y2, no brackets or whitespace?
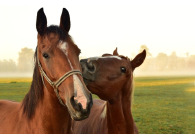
0,8,92,133
72,48,146,134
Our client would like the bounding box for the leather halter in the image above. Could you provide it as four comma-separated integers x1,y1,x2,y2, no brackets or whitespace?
37,49,82,107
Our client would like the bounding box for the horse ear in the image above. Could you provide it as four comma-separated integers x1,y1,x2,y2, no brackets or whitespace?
60,8,71,33
131,50,146,71
113,47,119,55
36,8,47,36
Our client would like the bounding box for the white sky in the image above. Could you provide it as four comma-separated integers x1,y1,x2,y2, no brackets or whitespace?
0,0,195,62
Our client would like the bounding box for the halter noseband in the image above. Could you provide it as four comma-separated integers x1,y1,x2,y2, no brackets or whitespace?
37,49,82,107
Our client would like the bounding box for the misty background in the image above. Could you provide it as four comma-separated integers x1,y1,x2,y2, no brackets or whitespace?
0,46,194,77
0,0,195,77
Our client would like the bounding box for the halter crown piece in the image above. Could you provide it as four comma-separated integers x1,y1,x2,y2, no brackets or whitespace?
37,49,82,107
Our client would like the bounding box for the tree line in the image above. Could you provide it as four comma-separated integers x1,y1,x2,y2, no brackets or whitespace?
0,47,34,72
0,46,194,75
137,45,195,75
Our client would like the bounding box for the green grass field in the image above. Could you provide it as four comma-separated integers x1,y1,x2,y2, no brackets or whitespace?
0,76,194,134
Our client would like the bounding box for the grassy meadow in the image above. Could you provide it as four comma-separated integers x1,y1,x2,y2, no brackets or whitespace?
0,76,194,134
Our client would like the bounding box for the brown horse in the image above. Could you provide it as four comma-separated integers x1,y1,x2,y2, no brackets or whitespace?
0,8,92,134
72,48,146,134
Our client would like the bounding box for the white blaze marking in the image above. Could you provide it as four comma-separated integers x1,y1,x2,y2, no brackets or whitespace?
59,41,73,68
88,56,122,61
61,42,67,50
59,40,87,110
73,75,87,109
59,41,68,55
101,56,122,60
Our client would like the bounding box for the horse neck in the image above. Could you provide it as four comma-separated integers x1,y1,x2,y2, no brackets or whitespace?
121,75,135,134
106,76,135,134
22,60,72,133
34,86,72,133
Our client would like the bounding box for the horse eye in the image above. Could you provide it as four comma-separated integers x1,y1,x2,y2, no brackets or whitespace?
121,67,126,73
43,53,49,59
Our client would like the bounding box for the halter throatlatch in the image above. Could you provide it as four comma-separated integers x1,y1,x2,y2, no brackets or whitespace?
37,50,82,107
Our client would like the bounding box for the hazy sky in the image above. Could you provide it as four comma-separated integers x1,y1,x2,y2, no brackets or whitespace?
0,0,195,62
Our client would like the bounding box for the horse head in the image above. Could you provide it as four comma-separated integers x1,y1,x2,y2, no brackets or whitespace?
80,48,146,101
36,8,92,121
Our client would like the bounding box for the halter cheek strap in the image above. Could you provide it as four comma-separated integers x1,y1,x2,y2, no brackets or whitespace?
37,50,82,107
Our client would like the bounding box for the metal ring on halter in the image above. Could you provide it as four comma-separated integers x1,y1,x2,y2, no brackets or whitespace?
36,48,82,107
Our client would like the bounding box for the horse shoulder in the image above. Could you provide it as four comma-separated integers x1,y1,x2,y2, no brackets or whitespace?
0,100,20,111
0,100,22,133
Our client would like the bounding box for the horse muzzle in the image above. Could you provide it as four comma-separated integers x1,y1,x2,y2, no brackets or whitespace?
69,93,93,121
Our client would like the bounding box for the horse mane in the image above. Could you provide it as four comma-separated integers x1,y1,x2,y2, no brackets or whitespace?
22,48,44,119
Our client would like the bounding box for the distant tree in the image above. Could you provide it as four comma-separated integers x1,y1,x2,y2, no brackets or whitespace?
187,55,195,69
0,59,17,72
139,45,152,57
17,47,34,72
167,52,178,70
156,53,168,71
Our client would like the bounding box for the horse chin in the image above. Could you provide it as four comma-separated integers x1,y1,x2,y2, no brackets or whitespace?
69,110,89,121
71,113,89,121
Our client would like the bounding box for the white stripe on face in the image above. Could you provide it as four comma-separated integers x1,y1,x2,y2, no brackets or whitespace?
101,56,122,60
73,75,87,109
59,41,73,68
87,56,122,63
87,56,122,62
59,40,87,110
59,41,68,55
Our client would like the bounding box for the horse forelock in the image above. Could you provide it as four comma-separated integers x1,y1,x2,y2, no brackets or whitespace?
46,25,67,41
46,25,80,56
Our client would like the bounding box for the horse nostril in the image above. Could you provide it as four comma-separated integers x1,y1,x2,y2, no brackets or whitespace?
77,103,82,111
70,96,81,111
87,61,95,72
